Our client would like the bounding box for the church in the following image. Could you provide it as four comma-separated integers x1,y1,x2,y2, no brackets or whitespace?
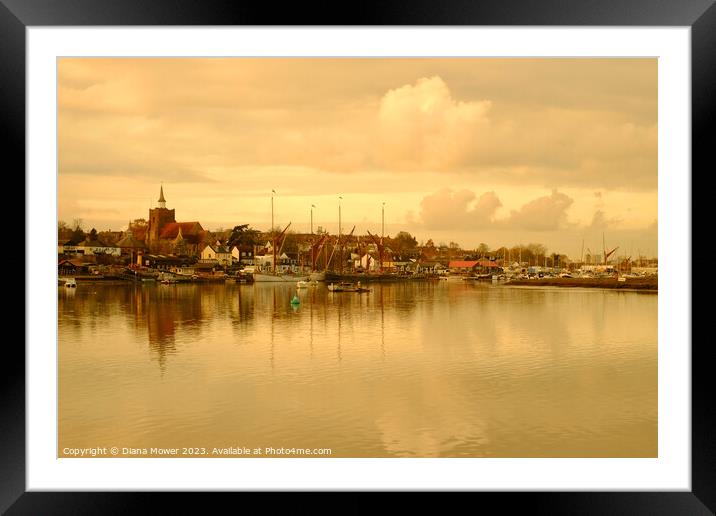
133,186,208,255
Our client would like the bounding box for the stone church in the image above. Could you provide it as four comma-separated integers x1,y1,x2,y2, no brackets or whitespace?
136,186,207,255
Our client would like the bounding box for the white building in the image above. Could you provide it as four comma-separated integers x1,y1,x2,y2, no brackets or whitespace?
201,244,233,266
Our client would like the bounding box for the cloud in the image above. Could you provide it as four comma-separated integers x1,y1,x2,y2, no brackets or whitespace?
372,75,656,190
587,210,622,231
419,188,579,232
57,58,657,240
376,76,492,170
506,190,574,231
60,159,211,183
419,189,501,230
58,60,657,190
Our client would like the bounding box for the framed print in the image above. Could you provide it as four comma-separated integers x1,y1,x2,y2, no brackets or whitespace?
6,0,712,513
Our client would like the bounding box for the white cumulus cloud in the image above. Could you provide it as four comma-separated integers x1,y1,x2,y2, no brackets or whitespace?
376,76,492,170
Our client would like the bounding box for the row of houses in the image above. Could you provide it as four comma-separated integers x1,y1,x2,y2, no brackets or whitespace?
59,228,511,274
347,256,501,274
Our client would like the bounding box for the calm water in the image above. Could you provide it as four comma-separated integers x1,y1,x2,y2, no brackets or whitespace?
58,281,657,457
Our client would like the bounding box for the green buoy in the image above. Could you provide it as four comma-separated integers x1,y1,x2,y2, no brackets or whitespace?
291,294,300,305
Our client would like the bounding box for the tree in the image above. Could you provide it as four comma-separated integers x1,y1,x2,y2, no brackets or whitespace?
477,243,490,255
89,228,98,241
228,224,260,248
391,231,418,256
526,243,547,257
70,225,85,244
58,220,72,240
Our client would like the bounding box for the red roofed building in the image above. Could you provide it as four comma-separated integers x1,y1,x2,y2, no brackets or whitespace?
448,260,479,271
448,260,500,273
130,224,148,242
159,222,203,240
143,186,207,255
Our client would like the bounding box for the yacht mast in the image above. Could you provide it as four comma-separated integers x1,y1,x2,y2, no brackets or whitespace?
272,190,276,274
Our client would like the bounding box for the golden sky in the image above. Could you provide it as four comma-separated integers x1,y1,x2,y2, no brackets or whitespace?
58,58,657,258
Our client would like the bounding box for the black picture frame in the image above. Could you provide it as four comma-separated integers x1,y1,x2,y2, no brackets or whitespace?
6,0,711,513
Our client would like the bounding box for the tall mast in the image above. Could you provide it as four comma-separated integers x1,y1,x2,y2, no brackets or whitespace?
338,196,343,274
310,204,315,271
603,232,606,265
381,202,385,272
272,190,276,274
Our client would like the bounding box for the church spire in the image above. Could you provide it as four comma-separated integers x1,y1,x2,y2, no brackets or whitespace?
158,184,166,208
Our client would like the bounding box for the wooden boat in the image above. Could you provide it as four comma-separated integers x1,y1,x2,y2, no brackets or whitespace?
254,272,309,282
309,271,326,282
463,273,493,281
327,282,370,293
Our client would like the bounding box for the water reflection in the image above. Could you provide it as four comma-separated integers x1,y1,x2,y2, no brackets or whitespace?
58,282,657,457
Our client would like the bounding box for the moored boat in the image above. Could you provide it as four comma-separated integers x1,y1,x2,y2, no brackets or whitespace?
327,282,370,293
309,271,326,282
253,272,309,282
256,191,309,283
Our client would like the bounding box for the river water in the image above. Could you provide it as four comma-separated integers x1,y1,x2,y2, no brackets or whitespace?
58,281,657,457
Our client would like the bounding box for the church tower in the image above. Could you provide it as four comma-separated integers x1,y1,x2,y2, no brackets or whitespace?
147,185,176,251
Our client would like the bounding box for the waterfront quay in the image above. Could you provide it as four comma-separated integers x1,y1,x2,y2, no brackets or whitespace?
505,276,658,290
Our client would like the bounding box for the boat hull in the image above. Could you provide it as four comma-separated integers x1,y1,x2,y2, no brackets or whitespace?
327,282,370,292
309,271,326,282
253,273,309,283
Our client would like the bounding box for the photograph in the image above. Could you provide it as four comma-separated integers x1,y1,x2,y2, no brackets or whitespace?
56,57,659,460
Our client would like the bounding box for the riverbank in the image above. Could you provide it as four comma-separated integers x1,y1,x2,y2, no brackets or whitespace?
325,272,433,283
59,275,135,283
505,276,657,290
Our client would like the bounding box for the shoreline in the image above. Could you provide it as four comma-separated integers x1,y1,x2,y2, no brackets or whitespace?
505,277,657,290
